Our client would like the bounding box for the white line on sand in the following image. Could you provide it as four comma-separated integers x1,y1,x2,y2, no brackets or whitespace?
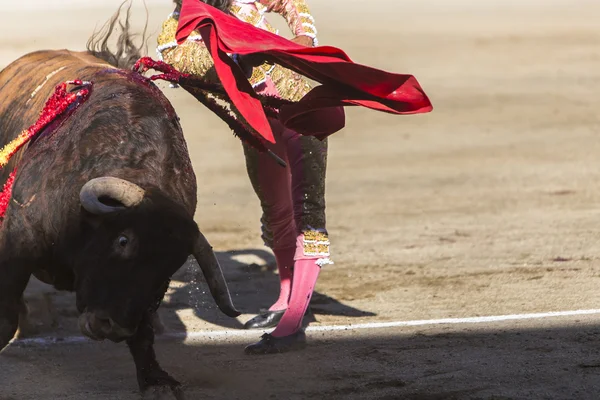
11,308,600,347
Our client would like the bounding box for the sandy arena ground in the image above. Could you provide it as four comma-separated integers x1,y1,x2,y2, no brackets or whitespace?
2,0,600,399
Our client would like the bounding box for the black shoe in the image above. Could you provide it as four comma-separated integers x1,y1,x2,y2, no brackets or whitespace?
243,309,286,330
244,330,307,355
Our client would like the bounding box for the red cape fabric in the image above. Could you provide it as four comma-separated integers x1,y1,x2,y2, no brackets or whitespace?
176,0,433,143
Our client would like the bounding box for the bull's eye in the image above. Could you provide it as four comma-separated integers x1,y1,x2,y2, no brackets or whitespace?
118,236,129,247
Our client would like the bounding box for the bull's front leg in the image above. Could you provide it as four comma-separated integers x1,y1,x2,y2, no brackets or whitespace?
127,311,184,400
0,258,32,352
15,296,37,338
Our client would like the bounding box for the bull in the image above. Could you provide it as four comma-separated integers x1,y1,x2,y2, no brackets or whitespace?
0,10,239,398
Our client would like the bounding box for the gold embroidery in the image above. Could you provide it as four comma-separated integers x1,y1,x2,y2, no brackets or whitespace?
157,11,313,101
157,17,218,81
156,16,177,44
269,65,312,102
293,1,310,15
303,229,328,242
287,0,316,40
303,242,330,256
302,229,330,256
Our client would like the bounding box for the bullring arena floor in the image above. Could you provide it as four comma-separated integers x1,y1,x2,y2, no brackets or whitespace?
2,1,600,399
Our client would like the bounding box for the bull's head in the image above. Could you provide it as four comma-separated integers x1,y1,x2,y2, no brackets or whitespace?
74,176,239,342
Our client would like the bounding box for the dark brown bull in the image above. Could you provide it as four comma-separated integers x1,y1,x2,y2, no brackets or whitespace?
0,11,239,398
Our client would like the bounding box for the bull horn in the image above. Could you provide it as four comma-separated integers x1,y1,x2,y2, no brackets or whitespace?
193,232,241,318
80,177,145,215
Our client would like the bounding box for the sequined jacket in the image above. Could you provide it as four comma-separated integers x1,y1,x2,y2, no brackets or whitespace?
157,0,318,102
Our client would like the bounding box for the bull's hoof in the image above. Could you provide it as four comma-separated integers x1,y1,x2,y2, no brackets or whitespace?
0,318,18,353
16,312,40,339
141,384,185,400
244,330,307,355
139,370,184,400
15,322,39,339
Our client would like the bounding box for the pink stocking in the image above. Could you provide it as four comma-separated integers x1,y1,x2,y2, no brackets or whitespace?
270,235,322,338
270,259,320,337
269,247,295,311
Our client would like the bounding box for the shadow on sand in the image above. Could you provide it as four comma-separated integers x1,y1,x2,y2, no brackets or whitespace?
160,248,376,332
3,322,600,399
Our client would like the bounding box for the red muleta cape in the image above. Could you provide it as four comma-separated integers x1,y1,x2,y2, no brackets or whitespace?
176,0,432,143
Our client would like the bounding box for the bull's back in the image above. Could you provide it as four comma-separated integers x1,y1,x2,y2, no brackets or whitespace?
0,50,113,183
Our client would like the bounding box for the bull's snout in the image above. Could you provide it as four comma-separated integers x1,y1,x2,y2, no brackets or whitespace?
78,310,136,342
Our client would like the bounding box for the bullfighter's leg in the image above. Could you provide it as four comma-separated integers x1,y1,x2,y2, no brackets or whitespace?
241,127,298,330
245,126,330,354
127,310,183,399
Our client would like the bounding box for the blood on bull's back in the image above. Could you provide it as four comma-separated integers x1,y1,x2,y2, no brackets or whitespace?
0,48,199,216
0,51,114,185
